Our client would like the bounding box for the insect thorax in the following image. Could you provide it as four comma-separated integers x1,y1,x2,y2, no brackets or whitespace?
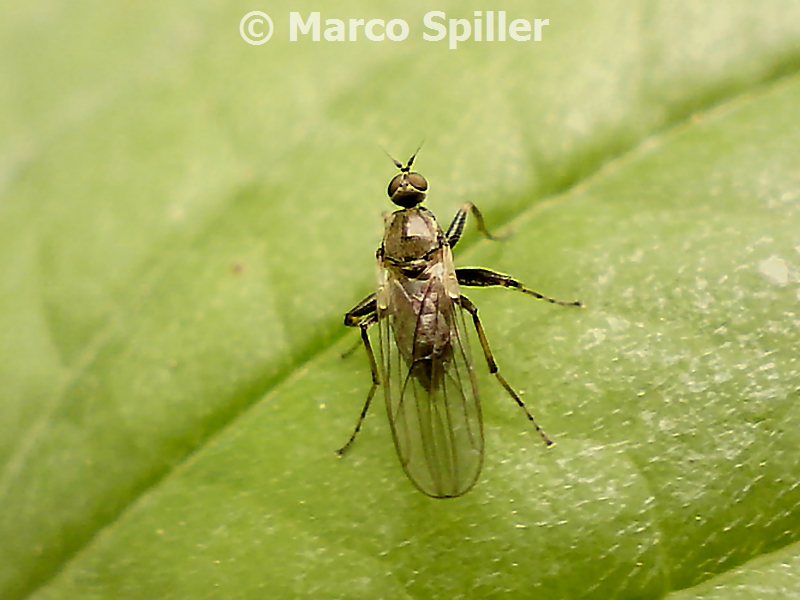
378,206,461,371
381,207,443,268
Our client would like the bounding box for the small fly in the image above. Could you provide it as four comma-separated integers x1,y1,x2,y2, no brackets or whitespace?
338,150,581,498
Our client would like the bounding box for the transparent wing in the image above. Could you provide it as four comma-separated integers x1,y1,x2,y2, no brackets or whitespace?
378,273,484,498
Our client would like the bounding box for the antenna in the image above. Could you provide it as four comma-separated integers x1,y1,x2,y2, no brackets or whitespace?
381,140,425,172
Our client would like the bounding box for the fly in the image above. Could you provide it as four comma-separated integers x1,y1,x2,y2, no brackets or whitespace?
338,150,581,498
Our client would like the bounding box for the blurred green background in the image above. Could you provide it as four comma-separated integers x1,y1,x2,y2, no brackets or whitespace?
1,1,800,598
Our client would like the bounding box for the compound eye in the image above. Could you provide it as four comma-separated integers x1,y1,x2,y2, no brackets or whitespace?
387,173,404,198
407,172,428,191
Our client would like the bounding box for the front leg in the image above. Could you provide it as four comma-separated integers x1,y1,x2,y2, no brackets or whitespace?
457,267,582,307
445,202,503,249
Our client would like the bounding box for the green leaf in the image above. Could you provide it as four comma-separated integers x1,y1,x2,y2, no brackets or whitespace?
1,1,799,599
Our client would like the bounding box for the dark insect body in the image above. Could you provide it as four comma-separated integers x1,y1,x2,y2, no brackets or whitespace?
339,151,581,498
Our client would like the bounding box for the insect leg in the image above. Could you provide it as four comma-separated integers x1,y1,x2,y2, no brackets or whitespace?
457,267,582,307
445,202,503,248
342,293,377,358
344,293,377,327
459,295,554,447
337,301,380,456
